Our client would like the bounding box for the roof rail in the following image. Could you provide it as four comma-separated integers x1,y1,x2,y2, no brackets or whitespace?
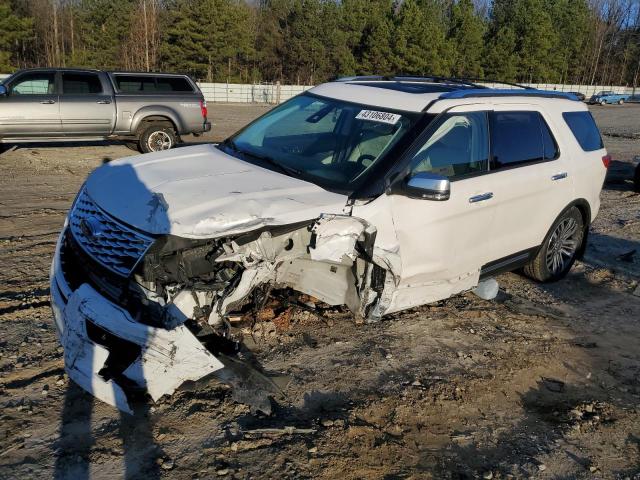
439,88,579,101
334,74,533,91
451,77,533,90
334,74,484,89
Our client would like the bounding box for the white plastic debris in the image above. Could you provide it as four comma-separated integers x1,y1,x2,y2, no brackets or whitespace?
473,278,499,300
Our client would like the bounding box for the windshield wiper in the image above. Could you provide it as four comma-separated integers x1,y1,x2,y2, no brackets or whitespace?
221,139,301,177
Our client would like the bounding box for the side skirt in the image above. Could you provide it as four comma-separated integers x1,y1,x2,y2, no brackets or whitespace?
480,247,539,280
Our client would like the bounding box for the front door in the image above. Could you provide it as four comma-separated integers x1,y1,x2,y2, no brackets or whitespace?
0,71,61,137
59,71,114,136
384,108,498,312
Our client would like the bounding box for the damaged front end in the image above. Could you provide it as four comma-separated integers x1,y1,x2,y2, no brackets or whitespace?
51,191,392,413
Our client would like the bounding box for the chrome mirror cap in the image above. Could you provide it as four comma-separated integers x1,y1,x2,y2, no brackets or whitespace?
405,172,450,201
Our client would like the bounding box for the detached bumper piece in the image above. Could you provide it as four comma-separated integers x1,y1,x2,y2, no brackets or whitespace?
53,282,224,414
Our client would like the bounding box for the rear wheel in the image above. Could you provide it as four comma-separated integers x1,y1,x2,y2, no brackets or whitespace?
523,207,584,282
617,98,624,105
138,123,177,153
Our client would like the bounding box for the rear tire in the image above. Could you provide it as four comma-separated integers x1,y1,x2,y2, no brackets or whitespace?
618,98,624,105
138,123,177,153
523,206,584,282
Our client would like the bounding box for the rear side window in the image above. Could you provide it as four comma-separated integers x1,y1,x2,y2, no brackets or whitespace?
62,73,103,94
490,111,558,169
114,75,193,93
156,77,193,92
562,112,603,151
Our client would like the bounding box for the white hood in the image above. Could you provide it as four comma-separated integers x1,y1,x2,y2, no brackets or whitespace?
85,144,348,238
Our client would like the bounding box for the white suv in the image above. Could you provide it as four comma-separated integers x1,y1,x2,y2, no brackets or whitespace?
50,76,609,412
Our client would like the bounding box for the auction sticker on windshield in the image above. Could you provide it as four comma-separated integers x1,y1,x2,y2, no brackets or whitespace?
356,110,402,125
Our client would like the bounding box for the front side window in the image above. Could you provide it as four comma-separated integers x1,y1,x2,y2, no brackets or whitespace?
490,111,558,169
62,73,103,94
222,94,417,191
10,72,55,95
410,112,489,179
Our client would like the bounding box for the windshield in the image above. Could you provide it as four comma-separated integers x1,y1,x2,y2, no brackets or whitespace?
221,93,418,191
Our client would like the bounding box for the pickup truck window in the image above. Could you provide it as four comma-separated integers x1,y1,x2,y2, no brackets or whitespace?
62,72,103,95
114,75,193,93
10,72,55,95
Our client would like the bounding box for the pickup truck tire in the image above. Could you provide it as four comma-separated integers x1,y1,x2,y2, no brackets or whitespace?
139,123,177,153
523,207,584,282
617,98,624,105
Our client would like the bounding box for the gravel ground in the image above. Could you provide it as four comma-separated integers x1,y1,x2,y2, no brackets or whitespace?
0,103,638,480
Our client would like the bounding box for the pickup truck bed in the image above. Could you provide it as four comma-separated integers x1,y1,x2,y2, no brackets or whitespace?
0,68,211,153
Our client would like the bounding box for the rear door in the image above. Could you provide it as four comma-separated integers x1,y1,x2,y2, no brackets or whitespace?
0,71,61,137
59,71,115,135
484,106,575,266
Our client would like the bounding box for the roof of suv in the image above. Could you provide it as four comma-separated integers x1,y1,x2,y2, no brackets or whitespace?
308,76,582,114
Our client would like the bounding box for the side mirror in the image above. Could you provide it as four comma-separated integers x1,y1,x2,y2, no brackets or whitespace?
0,85,6,96
404,172,450,201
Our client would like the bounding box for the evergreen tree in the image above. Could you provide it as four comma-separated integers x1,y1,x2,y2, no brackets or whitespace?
483,25,519,81
392,0,452,76
0,0,33,71
448,0,485,78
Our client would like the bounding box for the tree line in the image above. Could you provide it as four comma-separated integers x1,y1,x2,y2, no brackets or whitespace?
1,0,639,87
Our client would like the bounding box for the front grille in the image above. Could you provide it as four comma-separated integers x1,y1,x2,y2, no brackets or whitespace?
68,188,154,277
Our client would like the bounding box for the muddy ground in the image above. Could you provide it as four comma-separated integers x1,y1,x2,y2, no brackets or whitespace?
0,104,638,480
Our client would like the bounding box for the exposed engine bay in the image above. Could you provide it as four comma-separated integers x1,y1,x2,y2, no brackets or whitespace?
53,212,398,414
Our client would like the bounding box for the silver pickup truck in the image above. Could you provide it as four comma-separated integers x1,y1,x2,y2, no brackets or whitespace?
0,68,211,152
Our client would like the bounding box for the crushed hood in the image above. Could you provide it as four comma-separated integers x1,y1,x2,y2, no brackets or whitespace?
85,144,349,238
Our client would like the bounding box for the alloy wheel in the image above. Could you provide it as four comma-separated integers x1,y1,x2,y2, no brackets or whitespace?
147,131,173,151
545,217,579,274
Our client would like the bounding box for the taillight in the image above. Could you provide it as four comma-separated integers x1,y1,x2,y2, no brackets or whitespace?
200,100,208,119
602,154,611,168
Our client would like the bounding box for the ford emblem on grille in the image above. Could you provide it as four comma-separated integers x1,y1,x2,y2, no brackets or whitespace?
80,216,104,240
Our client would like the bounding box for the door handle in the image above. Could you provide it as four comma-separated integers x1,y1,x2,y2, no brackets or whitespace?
96,100,111,104
40,100,56,104
469,192,493,203
551,172,568,181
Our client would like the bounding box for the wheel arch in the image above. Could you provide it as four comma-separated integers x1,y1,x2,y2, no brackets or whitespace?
131,107,184,136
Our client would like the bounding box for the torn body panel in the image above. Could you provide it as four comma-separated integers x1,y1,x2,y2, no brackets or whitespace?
51,189,481,414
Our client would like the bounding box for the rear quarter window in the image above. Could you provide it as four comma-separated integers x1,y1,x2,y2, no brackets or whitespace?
562,111,604,152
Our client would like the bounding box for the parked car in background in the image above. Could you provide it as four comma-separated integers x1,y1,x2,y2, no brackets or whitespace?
627,94,640,103
0,68,210,152
588,90,630,105
568,91,586,101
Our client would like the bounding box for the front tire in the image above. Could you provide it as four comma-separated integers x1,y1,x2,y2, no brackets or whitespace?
523,207,584,282
139,123,177,153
